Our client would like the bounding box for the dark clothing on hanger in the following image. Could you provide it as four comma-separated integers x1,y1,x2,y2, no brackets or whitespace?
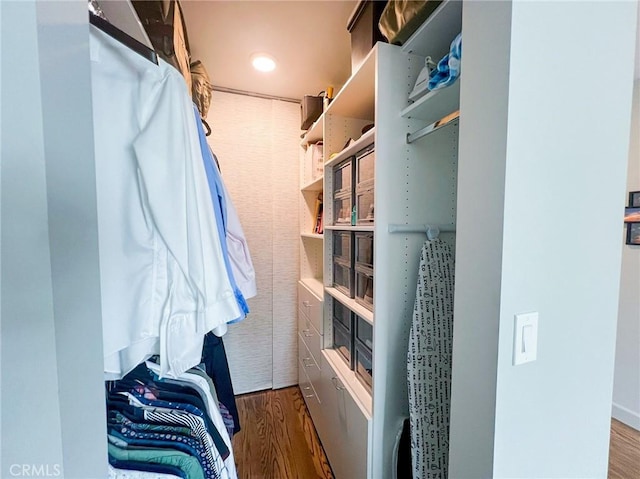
201,333,240,434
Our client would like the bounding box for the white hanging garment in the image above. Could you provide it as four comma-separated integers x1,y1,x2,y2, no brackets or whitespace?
407,238,455,479
218,169,257,300
90,25,240,379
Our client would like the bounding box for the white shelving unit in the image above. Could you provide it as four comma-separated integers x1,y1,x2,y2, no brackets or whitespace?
300,2,462,476
296,3,462,477
299,128,324,291
298,79,326,447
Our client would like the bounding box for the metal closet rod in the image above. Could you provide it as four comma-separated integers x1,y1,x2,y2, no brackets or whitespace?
406,111,460,144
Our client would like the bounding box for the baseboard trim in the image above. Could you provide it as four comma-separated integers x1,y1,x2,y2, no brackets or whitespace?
612,403,640,430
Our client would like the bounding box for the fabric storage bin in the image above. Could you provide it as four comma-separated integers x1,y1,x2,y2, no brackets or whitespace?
333,320,354,369
356,145,375,186
333,257,354,298
356,315,373,350
333,299,353,331
355,232,374,268
356,183,375,224
378,0,443,46
334,192,353,225
355,264,374,311
333,158,353,196
333,231,353,263
355,340,373,391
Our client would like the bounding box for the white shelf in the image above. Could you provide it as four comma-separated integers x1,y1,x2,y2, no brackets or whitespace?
301,115,324,147
401,80,460,126
301,175,323,192
324,128,376,169
325,287,374,325
325,225,375,232
401,0,463,60
325,47,376,120
301,277,324,299
301,233,323,240
323,349,372,417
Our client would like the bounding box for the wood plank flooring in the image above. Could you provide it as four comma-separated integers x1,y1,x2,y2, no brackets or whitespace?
608,418,640,479
232,388,639,479
232,386,333,479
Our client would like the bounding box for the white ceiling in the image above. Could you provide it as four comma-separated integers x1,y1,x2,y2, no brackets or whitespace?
179,0,639,101
181,0,358,101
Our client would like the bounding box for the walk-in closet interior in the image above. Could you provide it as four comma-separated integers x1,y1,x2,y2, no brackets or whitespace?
1,1,639,478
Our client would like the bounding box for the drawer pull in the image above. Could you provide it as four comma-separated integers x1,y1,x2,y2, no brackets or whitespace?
331,376,345,391
303,357,314,367
304,393,315,398
303,301,311,307
302,386,312,391
302,329,313,337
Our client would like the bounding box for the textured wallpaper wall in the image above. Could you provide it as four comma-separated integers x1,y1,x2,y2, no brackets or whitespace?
207,91,300,394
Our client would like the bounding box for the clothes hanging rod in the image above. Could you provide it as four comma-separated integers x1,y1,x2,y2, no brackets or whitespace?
89,12,158,65
406,111,459,144
212,86,300,104
388,223,456,234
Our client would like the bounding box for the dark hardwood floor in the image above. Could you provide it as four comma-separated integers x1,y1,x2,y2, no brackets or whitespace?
608,418,640,479
232,386,333,479
232,387,639,479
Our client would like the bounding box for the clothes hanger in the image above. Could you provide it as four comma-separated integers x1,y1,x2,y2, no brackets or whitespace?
202,118,212,136
89,12,159,65
426,225,440,240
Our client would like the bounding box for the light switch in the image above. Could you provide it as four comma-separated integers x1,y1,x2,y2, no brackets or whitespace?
513,312,538,365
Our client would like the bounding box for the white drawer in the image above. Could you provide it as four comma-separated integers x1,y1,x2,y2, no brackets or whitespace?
298,333,321,387
298,311,322,366
298,358,321,407
298,282,323,333
317,351,370,479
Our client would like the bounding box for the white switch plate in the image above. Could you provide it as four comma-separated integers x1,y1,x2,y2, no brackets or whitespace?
513,312,538,365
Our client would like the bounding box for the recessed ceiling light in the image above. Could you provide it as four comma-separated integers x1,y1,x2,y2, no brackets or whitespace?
251,53,276,72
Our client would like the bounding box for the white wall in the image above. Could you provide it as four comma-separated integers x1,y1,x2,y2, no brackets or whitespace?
1,1,107,477
206,91,300,394
614,80,640,430
450,1,638,478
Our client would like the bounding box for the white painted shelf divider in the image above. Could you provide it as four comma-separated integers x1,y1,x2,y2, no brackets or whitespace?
301,233,323,240
301,175,323,192
324,225,375,232
325,287,374,325
300,277,324,299
401,80,460,126
401,0,463,60
324,127,376,169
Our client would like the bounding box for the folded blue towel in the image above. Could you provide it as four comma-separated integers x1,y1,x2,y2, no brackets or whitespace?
428,33,462,91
